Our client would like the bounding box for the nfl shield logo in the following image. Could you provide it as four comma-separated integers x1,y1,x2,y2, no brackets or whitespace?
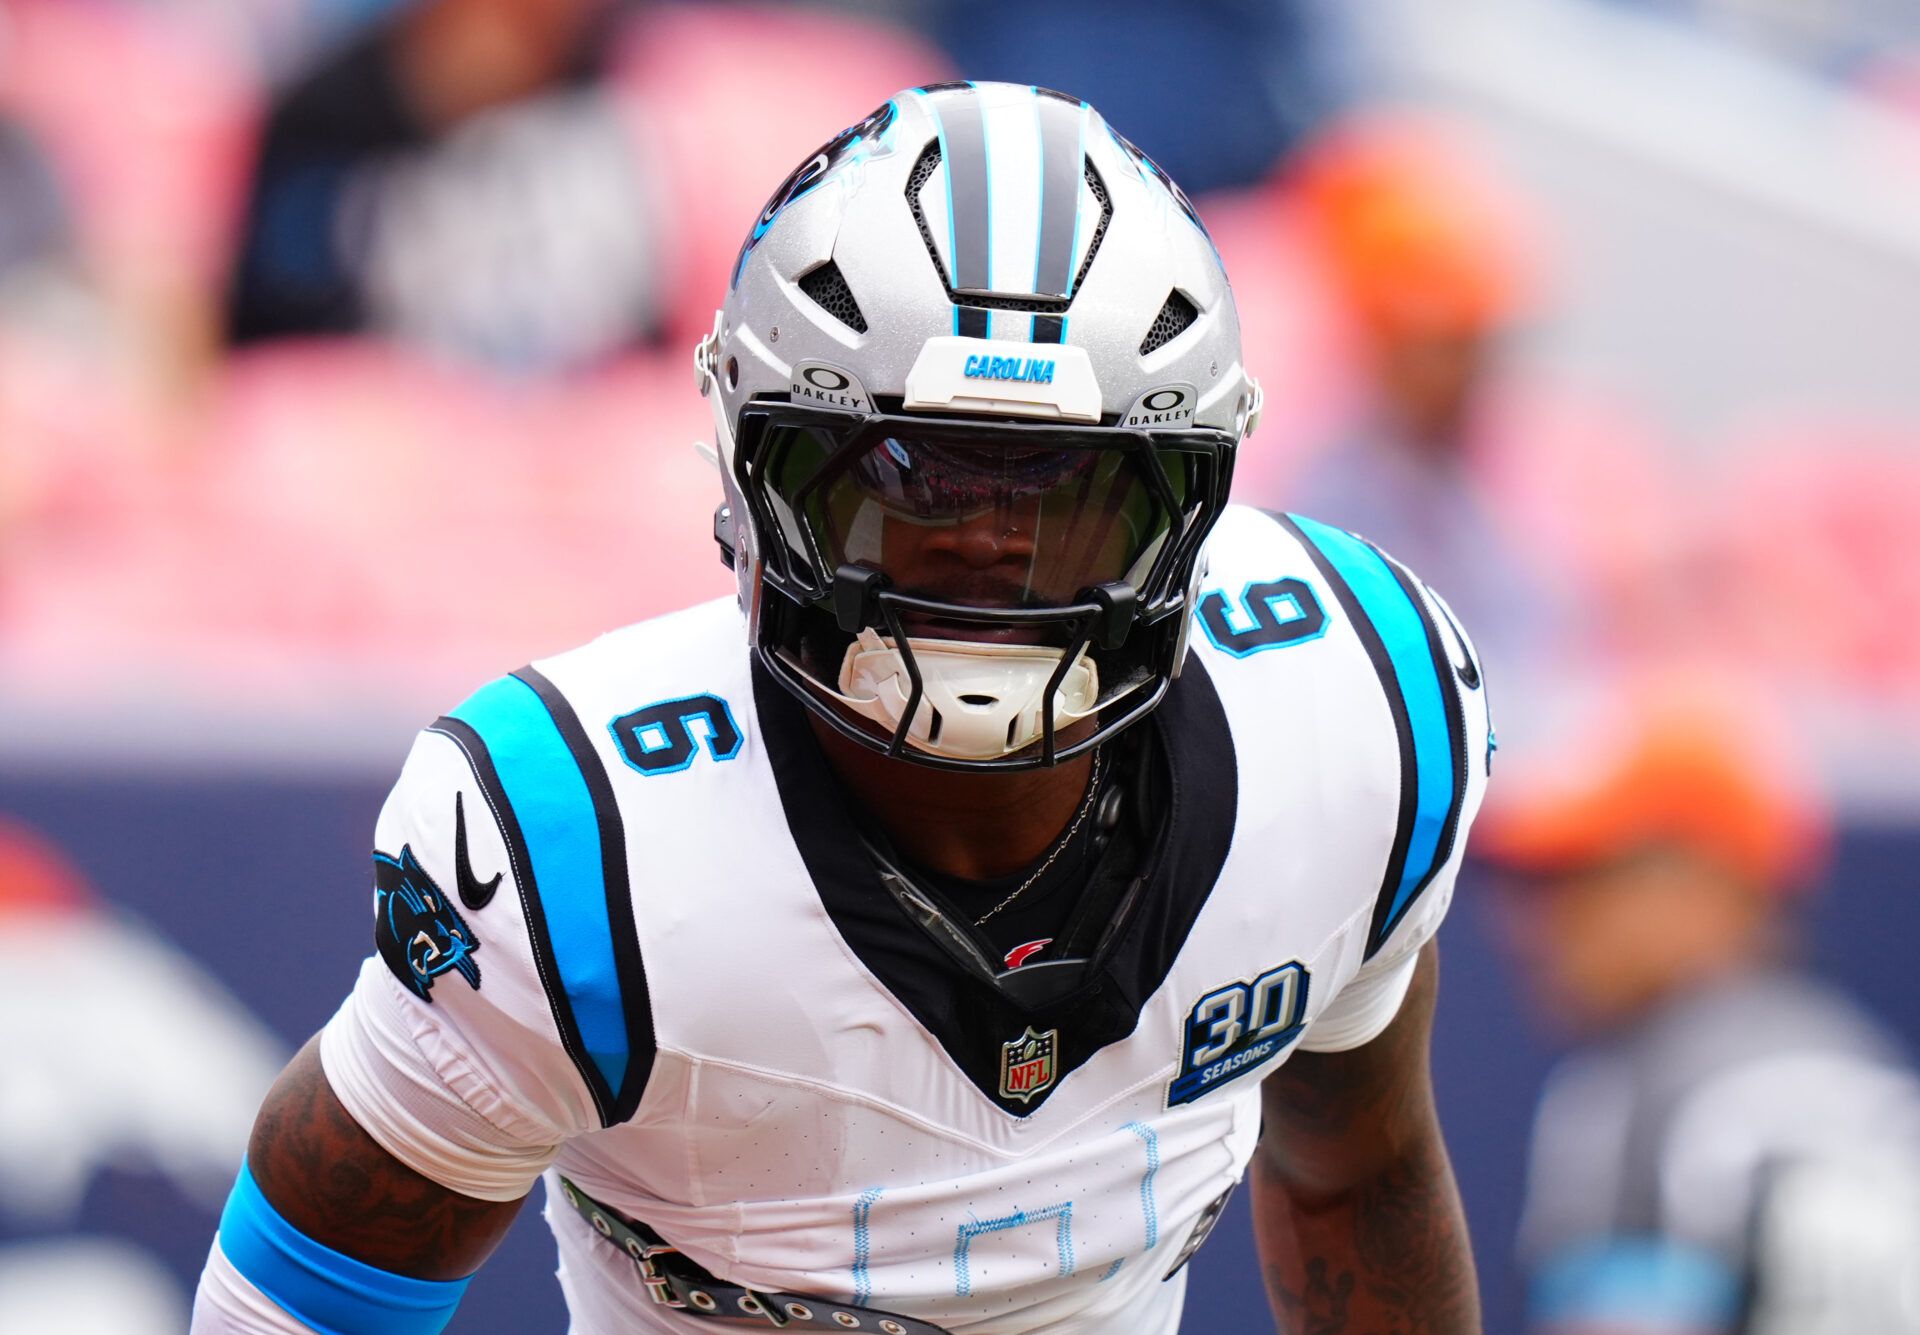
999,1026,1059,1104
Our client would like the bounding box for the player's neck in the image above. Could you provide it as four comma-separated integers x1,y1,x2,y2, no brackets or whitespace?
805,714,1097,882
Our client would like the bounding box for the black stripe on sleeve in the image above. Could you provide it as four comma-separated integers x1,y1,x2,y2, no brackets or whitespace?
1271,513,1420,961
428,714,616,1126
514,667,657,1125
1375,552,1471,939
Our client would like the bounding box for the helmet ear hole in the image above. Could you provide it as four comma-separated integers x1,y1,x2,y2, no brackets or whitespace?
725,357,740,390
797,261,869,334
1140,291,1199,355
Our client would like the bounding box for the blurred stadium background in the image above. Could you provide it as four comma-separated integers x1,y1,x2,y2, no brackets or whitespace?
2,0,1918,1330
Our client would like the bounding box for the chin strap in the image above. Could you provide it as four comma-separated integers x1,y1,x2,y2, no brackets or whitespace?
828,629,1100,762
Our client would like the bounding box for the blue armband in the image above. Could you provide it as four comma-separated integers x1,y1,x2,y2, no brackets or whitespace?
217,1159,473,1335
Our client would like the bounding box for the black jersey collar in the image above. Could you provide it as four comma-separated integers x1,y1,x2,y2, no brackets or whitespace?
752,657,1239,1116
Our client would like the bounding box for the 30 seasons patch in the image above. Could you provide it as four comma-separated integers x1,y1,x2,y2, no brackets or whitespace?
1167,961,1310,1106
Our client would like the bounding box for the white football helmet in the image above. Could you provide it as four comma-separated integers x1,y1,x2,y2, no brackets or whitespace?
697,81,1260,769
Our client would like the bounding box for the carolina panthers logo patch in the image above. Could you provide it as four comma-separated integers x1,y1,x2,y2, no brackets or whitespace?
374,846,481,1003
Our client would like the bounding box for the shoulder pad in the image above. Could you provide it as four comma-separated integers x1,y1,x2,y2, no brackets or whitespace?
381,666,656,1127
1275,513,1491,959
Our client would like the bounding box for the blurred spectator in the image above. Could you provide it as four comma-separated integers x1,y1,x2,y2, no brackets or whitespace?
927,0,1351,194
1483,671,1920,1335
0,105,97,348
0,108,86,605
1280,114,1569,687
0,114,67,282
227,0,668,370
0,0,260,397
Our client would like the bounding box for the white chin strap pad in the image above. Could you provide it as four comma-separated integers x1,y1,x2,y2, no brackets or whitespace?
830,629,1100,762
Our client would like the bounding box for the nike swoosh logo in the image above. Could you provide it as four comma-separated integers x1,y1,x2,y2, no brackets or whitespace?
454,791,502,910
1430,594,1481,690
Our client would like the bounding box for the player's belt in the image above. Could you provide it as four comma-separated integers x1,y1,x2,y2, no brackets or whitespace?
558,1176,953,1334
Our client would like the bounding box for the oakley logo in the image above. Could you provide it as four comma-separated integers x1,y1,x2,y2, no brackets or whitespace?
1125,383,1196,428
963,355,1056,384
792,363,866,410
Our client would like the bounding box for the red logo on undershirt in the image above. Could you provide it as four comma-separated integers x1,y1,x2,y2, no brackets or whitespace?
1003,939,1051,970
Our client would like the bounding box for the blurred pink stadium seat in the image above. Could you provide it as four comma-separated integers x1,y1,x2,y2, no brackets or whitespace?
1194,181,1352,496
3,341,733,709
0,0,259,297
1859,48,1920,160
1471,376,1686,652
1698,421,1920,702
609,4,954,350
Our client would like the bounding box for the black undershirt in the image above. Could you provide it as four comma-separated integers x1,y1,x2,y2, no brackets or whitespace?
751,651,1236,1113
911,762,1118,967
851,725,1160,973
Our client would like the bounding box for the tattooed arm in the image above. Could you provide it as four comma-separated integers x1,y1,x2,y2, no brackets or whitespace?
192,1038,527,1331
246,1037,525,1279
1254,944,1480,1335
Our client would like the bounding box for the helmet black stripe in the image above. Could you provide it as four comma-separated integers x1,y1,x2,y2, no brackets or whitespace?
939,90,992,295
1034,93,1085,299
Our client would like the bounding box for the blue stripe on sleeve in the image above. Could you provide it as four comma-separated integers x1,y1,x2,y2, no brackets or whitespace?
451,674,627,1098
1532,1237,1743,1330
219,1160,470,1335
1290,516,1456,931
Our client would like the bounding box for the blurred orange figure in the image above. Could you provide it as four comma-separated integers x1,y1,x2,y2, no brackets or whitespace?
1483,670,1920,1335
1282,114,1563,687
1299,114,1537,444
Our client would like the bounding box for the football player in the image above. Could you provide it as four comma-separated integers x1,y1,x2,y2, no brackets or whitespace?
192,83,1492,1333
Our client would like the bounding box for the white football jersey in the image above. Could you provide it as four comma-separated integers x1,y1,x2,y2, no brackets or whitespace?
317,505,1492,1334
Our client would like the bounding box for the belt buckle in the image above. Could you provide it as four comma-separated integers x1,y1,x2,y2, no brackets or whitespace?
623,1236,687,1309
741,1289,792,1327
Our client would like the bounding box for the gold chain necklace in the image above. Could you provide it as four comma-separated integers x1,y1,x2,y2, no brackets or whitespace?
972,746,1106,928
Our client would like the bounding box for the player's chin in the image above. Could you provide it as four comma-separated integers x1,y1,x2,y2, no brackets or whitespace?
899,614,1051,648
1008,712,1102,765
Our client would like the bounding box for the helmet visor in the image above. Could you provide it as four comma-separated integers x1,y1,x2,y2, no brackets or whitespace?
740,404,1227,617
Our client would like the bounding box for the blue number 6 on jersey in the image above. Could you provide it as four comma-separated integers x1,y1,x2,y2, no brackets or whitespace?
609,694,743,776
1196,579,1327,658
